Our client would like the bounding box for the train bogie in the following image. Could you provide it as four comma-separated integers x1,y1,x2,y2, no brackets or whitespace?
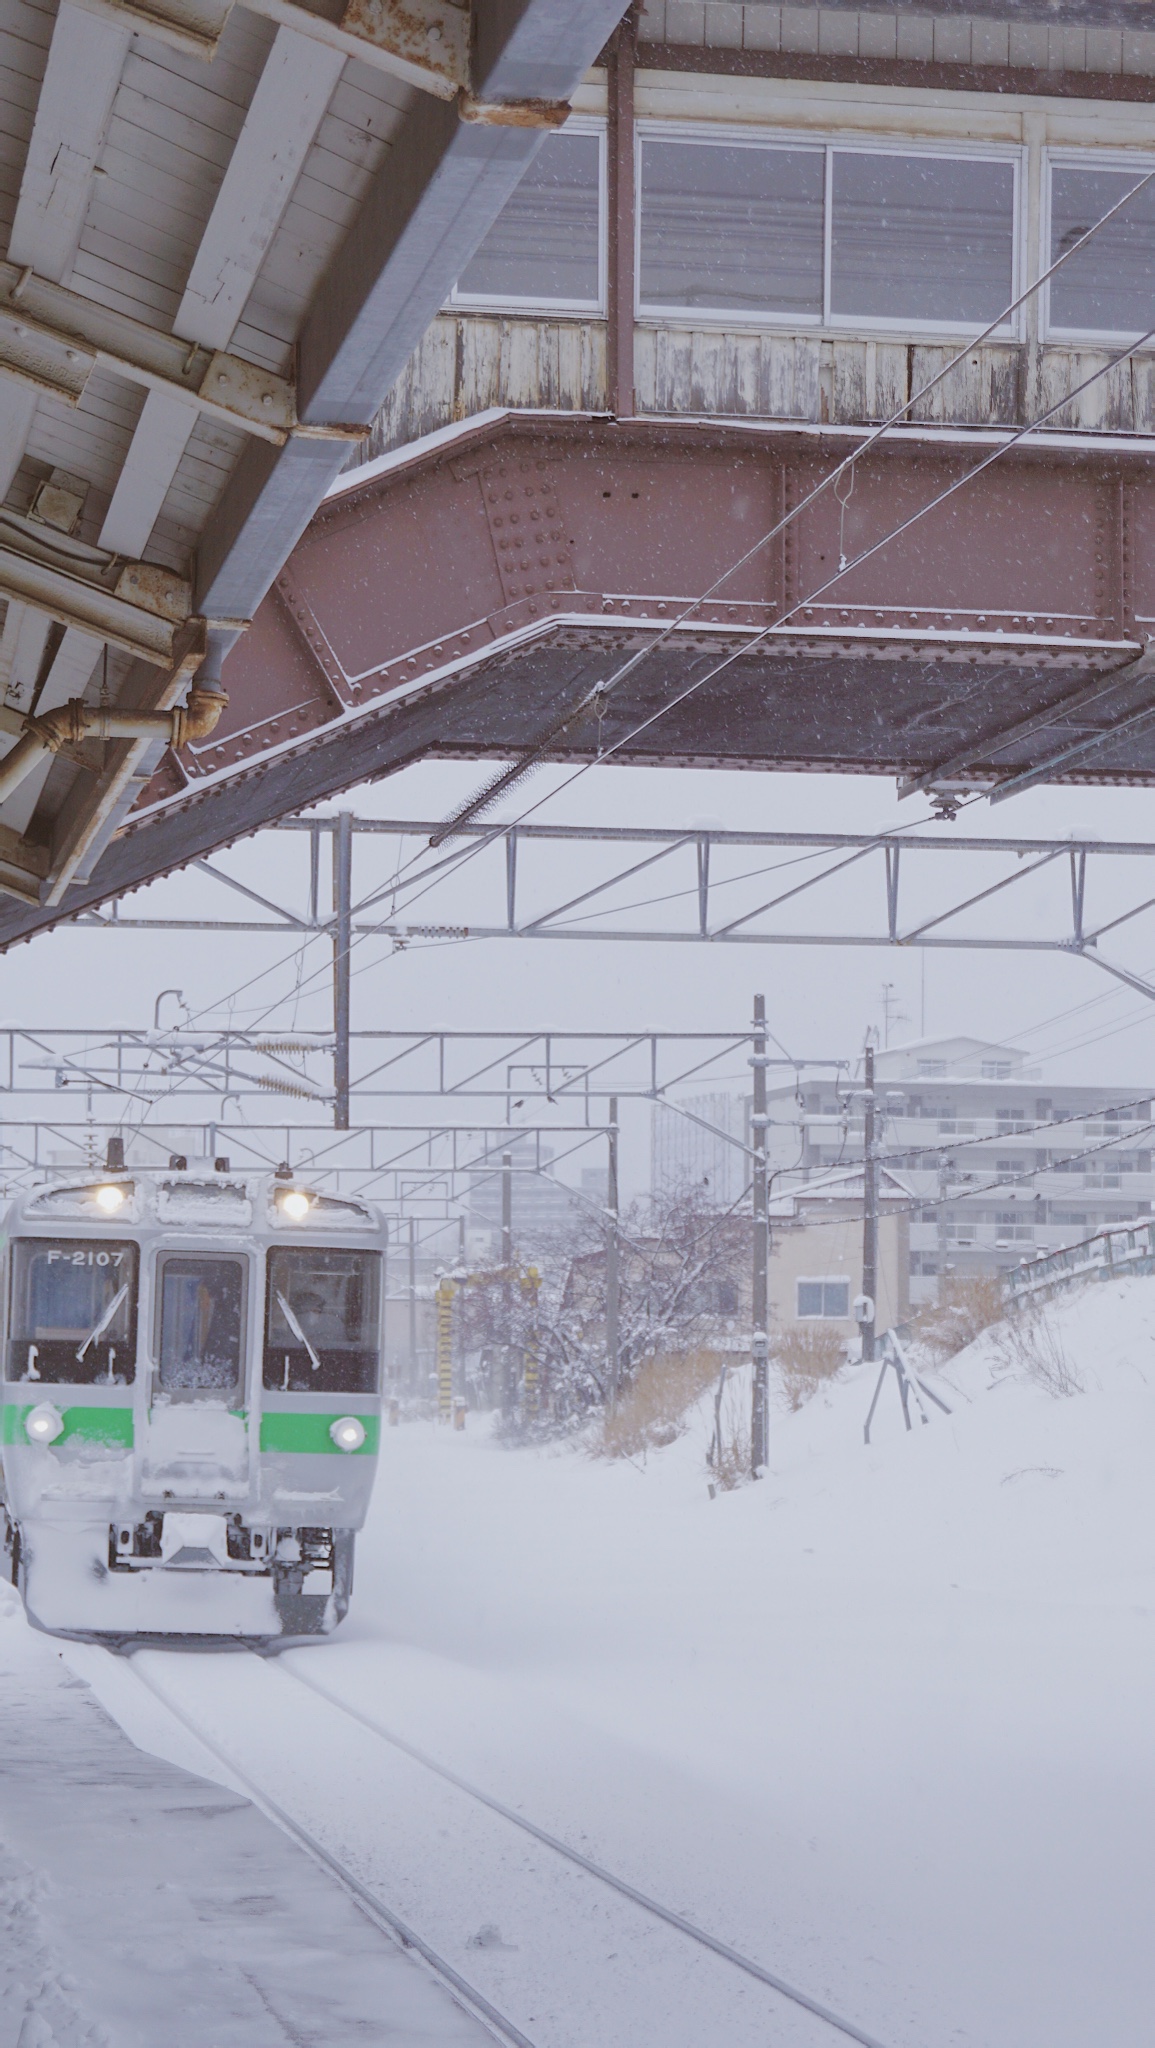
0,1167,385,1645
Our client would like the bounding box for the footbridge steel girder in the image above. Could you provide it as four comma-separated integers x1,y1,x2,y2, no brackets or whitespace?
6,409,1155,949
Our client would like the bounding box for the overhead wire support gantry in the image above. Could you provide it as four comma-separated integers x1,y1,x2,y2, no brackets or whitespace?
74,811,1155,1004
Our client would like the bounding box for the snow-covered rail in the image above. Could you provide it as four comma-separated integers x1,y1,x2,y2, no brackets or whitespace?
121,1648,891,2048
125,1655,537,2048
1008,1218,1155,1308
271,1659,891,2048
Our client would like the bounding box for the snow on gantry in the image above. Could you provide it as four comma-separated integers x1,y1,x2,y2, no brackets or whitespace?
0,1159,385,1645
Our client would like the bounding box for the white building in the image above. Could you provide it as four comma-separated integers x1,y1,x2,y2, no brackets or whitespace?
656,1038,1155,1308
787,1037,1155,1306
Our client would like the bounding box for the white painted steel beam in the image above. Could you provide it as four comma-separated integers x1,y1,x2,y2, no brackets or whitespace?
174,28,347,355
8,3,129,289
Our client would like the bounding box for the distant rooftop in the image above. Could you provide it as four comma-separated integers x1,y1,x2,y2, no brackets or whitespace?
873,1037,1032,1082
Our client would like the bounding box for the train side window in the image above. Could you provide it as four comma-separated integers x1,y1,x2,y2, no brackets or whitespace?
264,1248,381,1394
6,1238,138,1385
157,1255,245,1398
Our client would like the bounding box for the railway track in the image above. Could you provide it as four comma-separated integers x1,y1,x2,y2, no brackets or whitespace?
124,1649,893,2048
126,1654,537,2048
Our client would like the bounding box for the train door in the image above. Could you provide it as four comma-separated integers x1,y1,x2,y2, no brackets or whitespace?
140,1249,253,1503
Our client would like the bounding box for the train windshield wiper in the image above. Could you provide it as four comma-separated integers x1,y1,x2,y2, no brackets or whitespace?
76,1282,129,1362
276,1290,322,1374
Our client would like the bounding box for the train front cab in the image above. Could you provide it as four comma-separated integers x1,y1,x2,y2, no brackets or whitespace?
0,1171,383,1644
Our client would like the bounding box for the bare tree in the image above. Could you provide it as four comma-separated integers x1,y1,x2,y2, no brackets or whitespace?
459,1182,748,1428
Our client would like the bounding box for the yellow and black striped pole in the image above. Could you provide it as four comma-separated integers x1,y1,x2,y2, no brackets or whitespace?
521,1265,541,1416
436,1276,455,1422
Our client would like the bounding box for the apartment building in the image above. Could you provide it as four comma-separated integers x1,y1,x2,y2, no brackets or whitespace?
788,1036,1154,1304
658,1036,1154,1306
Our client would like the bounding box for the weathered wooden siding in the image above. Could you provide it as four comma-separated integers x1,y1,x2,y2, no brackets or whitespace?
358,315,608,462
363,314,1155,458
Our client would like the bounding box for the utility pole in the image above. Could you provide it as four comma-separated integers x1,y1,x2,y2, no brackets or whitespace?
501,1151,514,1414
407,1216,417,1393
333,809,353,1130
750,994,769,1475
605,1095,620,1405
862,1040,878,1363
435,1276,454,1421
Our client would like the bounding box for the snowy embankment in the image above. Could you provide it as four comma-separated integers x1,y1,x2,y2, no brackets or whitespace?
72,1276,1155,2048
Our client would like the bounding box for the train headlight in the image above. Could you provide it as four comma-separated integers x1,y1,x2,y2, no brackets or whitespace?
94,1183,126,1213
330,1415,366,1454
25,1402,64,1445
279,1189,312,1222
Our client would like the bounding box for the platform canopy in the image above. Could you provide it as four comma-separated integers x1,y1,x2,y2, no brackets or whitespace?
0,0,627,939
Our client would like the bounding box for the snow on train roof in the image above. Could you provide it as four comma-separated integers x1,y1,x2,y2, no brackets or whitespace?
9,1173,378,1232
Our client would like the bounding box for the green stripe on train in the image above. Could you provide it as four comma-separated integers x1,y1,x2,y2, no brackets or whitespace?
1,1404,134,1447
259,1410,379,1455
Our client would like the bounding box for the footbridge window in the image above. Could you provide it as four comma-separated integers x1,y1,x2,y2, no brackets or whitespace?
638,131,1019,334
639,136,825,318
453,123,605,313
1046,157,1155,340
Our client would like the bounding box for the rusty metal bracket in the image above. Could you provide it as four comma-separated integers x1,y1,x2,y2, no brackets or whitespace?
246,0,468,97
72,0,470,92
458,94,571,126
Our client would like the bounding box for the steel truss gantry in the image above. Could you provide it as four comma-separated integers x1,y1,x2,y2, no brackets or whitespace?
0,1018,841,1128
81,813,1155,1004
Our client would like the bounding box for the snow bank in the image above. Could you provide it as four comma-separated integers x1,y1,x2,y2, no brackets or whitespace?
345,1276,1155,2047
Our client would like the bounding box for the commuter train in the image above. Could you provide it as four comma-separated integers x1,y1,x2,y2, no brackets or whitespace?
0,1160,385,1644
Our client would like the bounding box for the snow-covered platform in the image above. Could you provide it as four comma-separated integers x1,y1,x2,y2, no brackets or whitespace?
0,1601,489,2048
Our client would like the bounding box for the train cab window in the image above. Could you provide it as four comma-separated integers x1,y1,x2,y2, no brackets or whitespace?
6,1239,138,1385
264,1248,381,1394
157,1255,245,1398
